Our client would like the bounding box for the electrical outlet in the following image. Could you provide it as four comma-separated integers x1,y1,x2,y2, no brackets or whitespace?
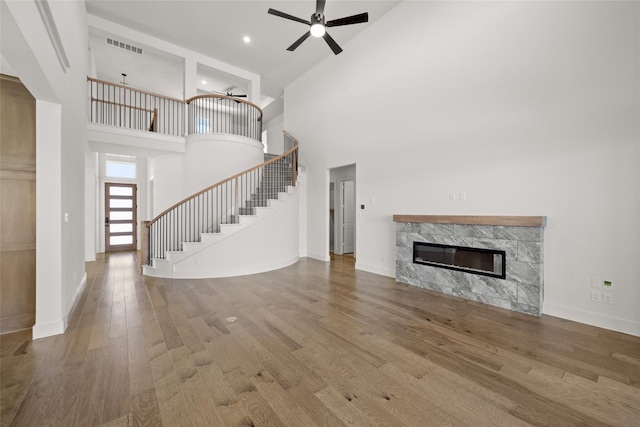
603,292,613,305
591,290,602,303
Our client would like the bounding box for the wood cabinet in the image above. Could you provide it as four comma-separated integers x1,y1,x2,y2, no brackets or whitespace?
0,74,36,334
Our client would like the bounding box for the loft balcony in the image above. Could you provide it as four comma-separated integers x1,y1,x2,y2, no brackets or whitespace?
86,77,263,156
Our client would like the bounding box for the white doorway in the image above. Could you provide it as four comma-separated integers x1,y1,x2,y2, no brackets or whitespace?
329,164,356,258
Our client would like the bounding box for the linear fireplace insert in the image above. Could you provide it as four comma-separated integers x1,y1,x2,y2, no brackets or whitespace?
413,242,506,279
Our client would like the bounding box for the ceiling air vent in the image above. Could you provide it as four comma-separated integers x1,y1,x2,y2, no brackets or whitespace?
106,37,143,55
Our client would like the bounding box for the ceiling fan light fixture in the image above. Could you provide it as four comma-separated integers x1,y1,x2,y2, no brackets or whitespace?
310,22,325,37
268,1,368,55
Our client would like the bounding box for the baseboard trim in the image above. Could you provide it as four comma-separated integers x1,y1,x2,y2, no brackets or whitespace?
307,252,330,262
32,320,65,340
65,272,87,321
0,313,35,335
355,262,395,278
543,302,640,337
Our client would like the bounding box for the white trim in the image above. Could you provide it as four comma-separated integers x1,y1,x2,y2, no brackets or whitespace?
355,262,395,278
65,272,87,321
32,320,65,340
171,256,299,279
543,302,640,337
85,252,96,262
307,252,330,262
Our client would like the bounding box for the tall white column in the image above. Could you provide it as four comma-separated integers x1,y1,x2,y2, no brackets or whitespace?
33,100,64,339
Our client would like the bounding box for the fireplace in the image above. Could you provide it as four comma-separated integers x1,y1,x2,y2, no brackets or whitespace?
394,215,546,316
413,242,506,279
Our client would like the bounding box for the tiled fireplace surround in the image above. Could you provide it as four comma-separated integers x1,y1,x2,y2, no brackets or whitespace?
394,215,546,316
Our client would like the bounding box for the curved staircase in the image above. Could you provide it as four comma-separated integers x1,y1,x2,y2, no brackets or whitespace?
142,133,300,279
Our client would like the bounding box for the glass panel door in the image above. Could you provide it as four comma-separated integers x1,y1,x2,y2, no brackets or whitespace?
105,183,137,252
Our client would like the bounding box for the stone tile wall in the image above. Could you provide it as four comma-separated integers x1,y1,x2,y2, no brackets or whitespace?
396,222,544,316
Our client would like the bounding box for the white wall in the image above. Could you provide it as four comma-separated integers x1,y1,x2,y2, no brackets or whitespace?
264,113,284,154
171,191,299,278
149,134,265,216
85,151,98,261
2,0,89,337
87,14,261,102
286,1,640,336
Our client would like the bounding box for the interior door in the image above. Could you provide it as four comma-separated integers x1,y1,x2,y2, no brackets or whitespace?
342,180,355,254
105,183,137,252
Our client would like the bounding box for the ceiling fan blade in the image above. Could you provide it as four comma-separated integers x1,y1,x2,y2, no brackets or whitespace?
323,32,343,55
268,8,310,25
316,0,326,15
287,31,312,51
326,12,369,27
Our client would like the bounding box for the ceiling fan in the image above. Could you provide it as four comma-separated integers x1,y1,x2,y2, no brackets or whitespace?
211,87,247,103
268,0,368,55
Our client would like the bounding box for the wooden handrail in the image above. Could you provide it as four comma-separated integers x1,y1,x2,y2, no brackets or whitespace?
186,94,263,121
147,131,299,228
90,97,156,113
87,76,184,103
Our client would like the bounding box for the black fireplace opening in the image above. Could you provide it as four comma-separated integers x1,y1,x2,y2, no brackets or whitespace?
413,242,506,279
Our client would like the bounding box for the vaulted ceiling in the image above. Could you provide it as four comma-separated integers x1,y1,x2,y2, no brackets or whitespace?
86,0,402,111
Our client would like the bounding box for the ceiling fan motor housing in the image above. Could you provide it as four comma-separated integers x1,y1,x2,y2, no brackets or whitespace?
311,12,325,26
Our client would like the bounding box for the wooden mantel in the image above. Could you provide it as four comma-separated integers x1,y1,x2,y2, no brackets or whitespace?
392,215,546,227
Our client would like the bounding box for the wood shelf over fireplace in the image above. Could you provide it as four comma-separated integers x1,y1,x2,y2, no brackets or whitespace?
393,215,546,227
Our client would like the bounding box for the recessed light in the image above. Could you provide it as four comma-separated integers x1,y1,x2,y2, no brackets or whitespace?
201,80,207,85
243,36,251,43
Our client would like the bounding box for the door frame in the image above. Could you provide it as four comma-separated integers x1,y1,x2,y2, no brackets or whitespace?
327,164,357,260
104,182,137,252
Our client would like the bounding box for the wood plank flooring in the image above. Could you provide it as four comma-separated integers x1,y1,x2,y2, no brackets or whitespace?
1,252,639,426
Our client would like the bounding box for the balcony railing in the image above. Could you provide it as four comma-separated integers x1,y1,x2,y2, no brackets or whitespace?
187,94,263,141
88,77,184,136
88,78,263,141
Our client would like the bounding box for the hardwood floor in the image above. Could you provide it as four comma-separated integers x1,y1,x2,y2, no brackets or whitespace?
1,252,639,426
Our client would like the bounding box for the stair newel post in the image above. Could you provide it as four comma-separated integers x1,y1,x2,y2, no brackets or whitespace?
141,220,150,268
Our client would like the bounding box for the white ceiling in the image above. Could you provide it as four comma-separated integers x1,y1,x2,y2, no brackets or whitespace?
86,0,402,110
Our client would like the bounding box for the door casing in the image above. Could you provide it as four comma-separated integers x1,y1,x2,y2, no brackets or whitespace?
105,183,137,252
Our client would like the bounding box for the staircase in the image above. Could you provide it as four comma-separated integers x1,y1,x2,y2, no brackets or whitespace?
239,154,293,216
142,134,300,279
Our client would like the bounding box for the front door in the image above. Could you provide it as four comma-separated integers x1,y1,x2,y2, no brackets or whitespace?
105,183,137,252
